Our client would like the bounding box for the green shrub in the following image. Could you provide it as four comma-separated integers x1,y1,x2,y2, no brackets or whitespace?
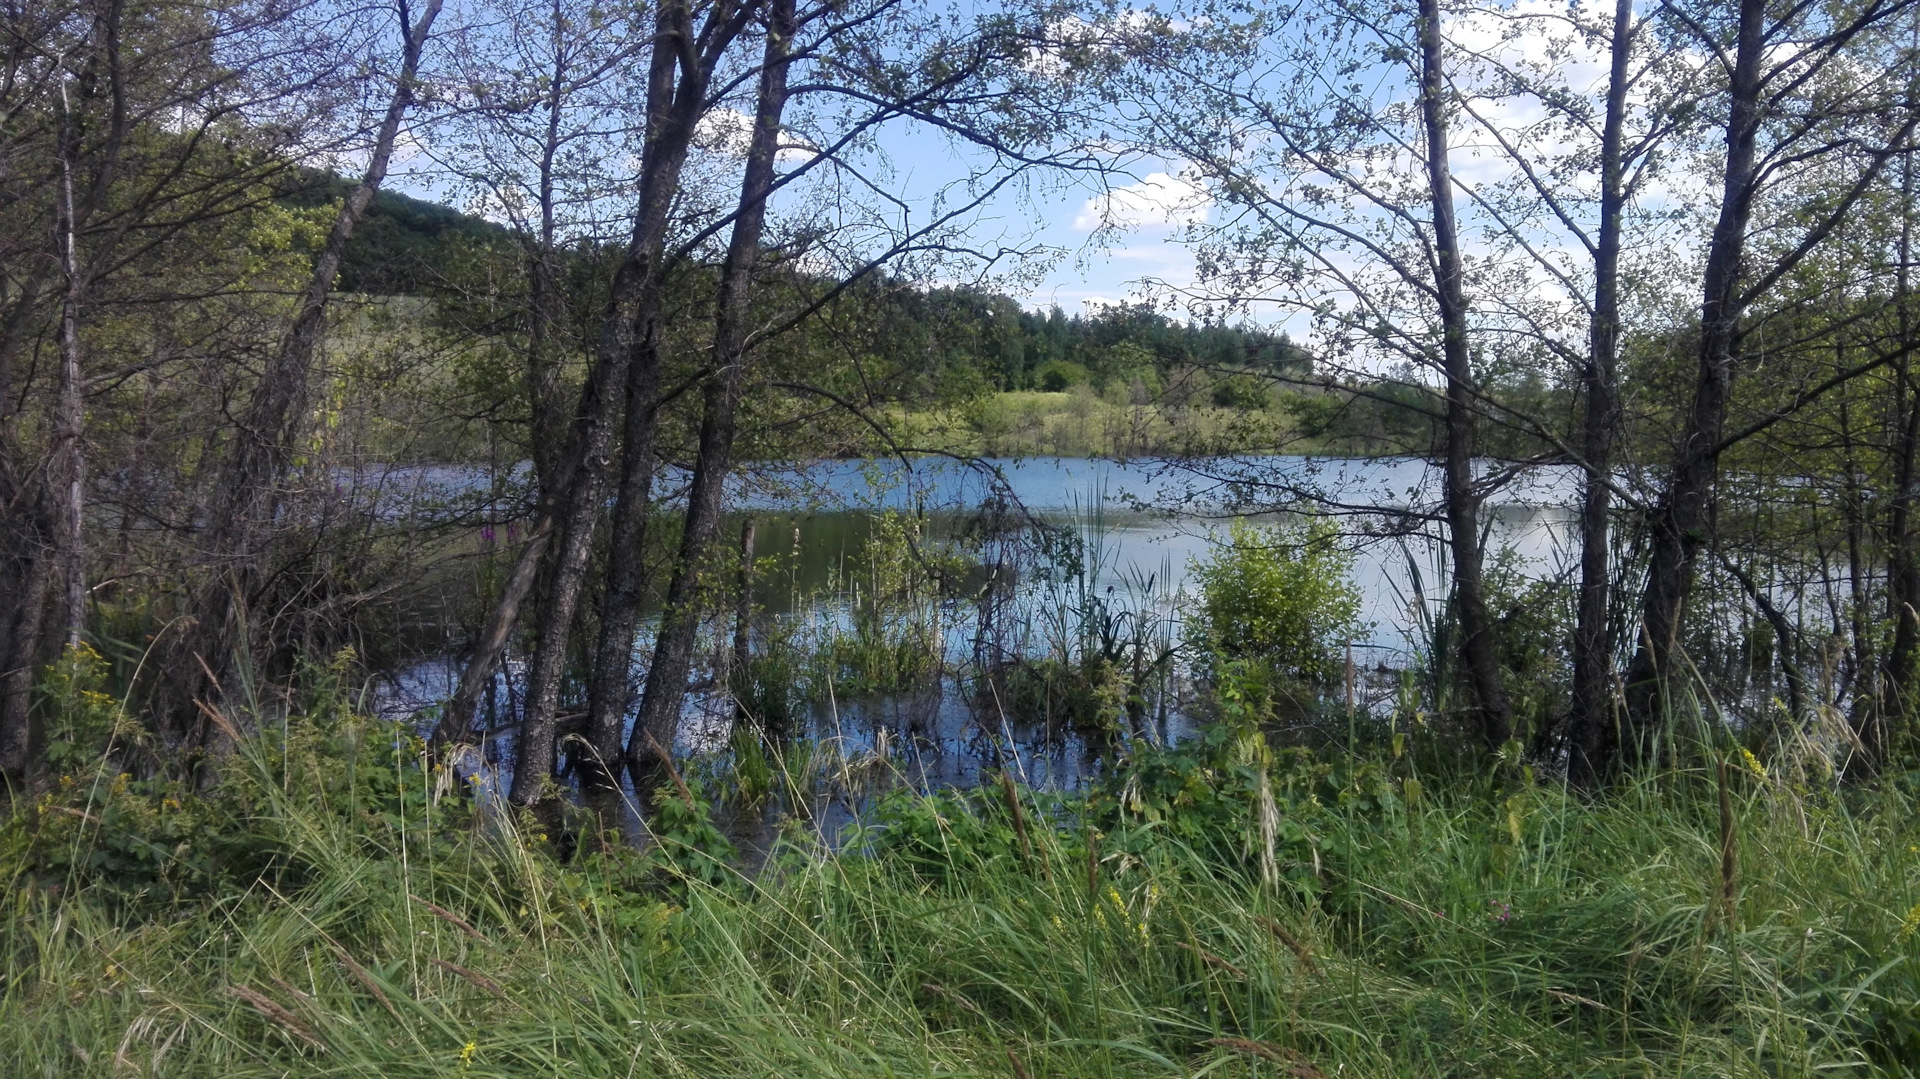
1209,373,1272,410
998,653,1128,732
36,642,140,773
1035,359,1089,391
1484,547,1575,738
1186,518,1363,687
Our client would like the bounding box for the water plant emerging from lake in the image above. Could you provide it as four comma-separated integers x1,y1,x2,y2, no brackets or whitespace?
1185,518,1364,722
982,493,1186,739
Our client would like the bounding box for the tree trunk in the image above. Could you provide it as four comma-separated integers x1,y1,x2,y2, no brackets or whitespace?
1837,388,1877,758
189,0,442,719
576,324,665,784
1,0,126,782
1620,0,1765,766
523,27,573,499
1417,0,1509,750
631,0,797,764
1566,0,1634,784
431,518,551,746
1883,94,1919,766
733,516,756,685
0,537,53,786
509,0,737,804
53,78,86,649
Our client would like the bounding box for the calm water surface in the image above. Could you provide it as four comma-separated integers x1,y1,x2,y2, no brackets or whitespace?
377,455,1576,844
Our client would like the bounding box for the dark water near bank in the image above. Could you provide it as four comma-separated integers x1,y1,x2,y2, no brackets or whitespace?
374,455,1577,846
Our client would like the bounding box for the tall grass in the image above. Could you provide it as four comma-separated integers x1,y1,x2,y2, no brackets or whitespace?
4,692,1918,1077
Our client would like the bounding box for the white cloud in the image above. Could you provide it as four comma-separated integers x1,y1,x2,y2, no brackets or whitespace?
1074,172,1210,231
693,108,818,165
1023,11,1173,79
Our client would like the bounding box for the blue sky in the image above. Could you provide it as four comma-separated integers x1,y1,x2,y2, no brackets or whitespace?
382,47,1212,319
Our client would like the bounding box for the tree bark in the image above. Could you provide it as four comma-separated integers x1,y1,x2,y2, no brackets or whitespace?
631,0,797,765
1566,0,1634,784
1417,0,1510,750
1619,0,1765,766
509,0,742,803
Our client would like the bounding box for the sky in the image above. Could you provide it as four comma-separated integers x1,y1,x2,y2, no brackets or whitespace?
392,147,1204,318
372,0,1708,336
373,0,1221,323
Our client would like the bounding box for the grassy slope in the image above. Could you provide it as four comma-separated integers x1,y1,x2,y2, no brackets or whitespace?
888,389,1392,459
4,718,1918,1078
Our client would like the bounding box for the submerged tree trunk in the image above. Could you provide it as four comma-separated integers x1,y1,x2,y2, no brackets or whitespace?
1417,0,1509,750
1566,0,1634,784
733,517,755,688
631,0,796,764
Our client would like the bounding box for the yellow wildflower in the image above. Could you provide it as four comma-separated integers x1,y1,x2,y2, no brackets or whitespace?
1899,902,1920,944
1738,747,1768,780
459,1040,478,1067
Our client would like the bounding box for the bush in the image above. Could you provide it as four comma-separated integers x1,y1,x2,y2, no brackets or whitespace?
1035,359,1089,391
1186,518,1362,687
1210,374,1272,410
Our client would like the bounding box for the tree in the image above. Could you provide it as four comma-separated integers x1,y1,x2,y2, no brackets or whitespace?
177,0,444,746
1107,0,1525,747
1618,0,1920,771
0,0,377,781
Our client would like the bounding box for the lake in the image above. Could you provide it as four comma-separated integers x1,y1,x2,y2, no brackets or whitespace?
373,454,1576,844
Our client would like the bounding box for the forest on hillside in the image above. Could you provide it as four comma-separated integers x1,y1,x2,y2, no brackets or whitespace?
6,0,1920,1073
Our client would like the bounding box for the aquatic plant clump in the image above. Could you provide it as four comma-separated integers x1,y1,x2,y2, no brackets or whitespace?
1187,519,1364,689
